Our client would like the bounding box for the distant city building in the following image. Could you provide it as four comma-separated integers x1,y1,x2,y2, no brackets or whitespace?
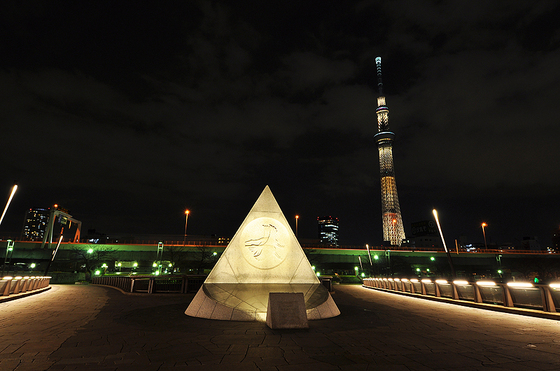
22,205,82,245
317,216,339,246
552,227,560,252
520,236,541,251
407,220,443,249
374,57,406,246
22,208,50,241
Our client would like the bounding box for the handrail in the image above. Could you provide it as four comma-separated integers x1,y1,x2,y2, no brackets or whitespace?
0,276,51,297
92,274,206,294
363,277,560,313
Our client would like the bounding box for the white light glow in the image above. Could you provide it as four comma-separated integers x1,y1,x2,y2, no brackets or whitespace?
453,280,469,285
507,282,534,288
476,281,497,286
435,279,448,284
421,279,432,283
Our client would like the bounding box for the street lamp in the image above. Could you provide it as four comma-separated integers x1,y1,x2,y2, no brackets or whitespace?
481,222,488,249
0,184,18,227
295,215,299,238
432,209,456,278
184,209,190,246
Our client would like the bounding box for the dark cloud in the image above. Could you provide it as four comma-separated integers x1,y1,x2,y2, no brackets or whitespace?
1,1,559,247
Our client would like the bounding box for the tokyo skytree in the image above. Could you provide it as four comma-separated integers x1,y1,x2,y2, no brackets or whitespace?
374,57,406,246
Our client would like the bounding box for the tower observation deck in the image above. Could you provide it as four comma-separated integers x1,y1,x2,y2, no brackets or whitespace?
374,57,406,246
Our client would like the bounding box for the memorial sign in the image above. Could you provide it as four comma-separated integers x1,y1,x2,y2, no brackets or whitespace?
266,292,308,329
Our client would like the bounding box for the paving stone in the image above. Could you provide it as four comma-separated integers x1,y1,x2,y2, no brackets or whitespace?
2,284,560,370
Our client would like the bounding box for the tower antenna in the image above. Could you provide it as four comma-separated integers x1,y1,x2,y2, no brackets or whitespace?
375,57,383,96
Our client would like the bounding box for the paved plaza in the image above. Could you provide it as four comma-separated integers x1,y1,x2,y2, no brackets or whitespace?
1,284,560,370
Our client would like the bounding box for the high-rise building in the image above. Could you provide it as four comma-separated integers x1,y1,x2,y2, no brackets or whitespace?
317,216,339,246
374,57,406,246
22,208,50,241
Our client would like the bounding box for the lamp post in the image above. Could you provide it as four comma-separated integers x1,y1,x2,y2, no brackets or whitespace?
0,184,18,227
481,222,488,249
184,209,190,246
432,209,456,278
295,215,299,238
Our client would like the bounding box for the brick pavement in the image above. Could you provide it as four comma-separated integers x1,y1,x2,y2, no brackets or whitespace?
1,284,560,370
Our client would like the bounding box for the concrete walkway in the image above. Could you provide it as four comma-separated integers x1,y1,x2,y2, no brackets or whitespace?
1,284,560,370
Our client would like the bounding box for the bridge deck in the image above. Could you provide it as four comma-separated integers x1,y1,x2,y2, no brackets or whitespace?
1,284,559,370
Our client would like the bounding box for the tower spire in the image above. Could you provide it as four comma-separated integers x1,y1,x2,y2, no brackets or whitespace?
375,56,383,96
374,57,406,246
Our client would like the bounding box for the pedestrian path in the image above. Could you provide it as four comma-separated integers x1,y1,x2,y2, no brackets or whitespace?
1,284,560,370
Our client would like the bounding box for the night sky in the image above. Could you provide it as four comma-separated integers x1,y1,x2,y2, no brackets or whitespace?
2,1,560,247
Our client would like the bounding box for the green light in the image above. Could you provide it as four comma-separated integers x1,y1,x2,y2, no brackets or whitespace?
168,263,173,267
133,262,138,267
426,268,430,272
87,248,94,254
94,270,101,275
154,270,160,276
102,263,108,268
430,256,435,261
374,255,379,260
534,277,539,283
497,270,502,274
213,252,217,256
416,268,420,272
30,263,36,269
316,272,321,277
117,262,122,267
354,266,359,271
312,266,315,270
152,262,157,267
361,272,365,277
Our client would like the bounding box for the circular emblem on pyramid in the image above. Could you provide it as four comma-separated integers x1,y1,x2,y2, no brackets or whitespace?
241,217,288,269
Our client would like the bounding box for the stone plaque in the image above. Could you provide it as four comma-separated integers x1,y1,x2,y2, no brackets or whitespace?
266,292,308,329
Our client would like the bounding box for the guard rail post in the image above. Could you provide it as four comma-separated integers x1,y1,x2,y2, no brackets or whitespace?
540,286,556,312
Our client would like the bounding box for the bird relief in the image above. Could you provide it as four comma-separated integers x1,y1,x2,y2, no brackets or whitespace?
245,223,285,262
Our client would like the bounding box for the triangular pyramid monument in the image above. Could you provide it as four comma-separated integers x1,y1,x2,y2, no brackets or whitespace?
185,186,340,322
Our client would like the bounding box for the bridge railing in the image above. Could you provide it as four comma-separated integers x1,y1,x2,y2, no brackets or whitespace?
363,277,560,313
92,275,206,294
1,276,51,297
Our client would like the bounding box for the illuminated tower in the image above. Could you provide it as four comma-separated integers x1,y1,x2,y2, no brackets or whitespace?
374,57,406,246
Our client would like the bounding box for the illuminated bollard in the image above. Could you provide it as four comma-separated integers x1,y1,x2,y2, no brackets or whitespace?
1,276,13,296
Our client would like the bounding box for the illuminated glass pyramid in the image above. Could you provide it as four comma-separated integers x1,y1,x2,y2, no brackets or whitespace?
185,186,340,321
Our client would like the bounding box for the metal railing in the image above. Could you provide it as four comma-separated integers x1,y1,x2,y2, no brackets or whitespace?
363,277,560,313
92,275,206,294
1,276,51,297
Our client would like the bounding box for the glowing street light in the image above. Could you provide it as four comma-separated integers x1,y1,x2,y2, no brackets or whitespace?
481,222,488,249
432,209,456,278
184,209,190,246
0,184,18,227
295,215,299,238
